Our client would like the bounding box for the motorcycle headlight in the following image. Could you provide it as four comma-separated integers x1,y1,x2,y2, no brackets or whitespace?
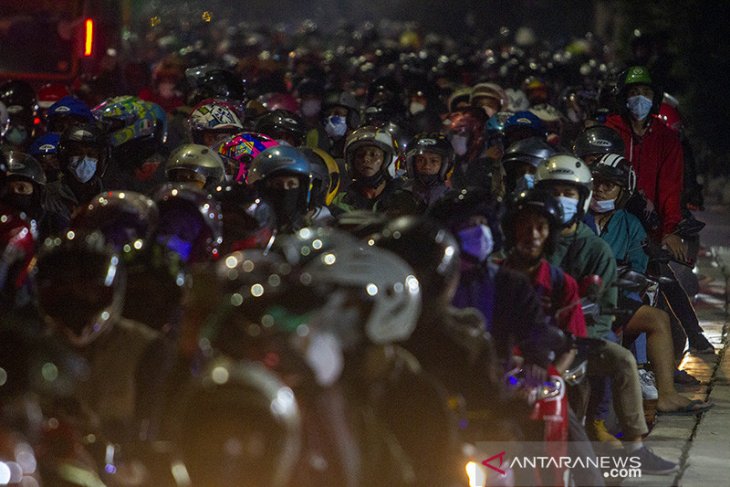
564,360,588,386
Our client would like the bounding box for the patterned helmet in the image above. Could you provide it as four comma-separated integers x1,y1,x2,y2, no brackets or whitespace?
214,132,279,183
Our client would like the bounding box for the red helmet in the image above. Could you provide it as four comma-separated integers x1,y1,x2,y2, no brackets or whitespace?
657,100,682,133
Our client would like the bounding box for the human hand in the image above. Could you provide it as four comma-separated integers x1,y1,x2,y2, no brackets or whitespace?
662,233,687,262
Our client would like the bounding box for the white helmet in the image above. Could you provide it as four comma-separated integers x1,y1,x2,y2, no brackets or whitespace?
535,154,594,217
300,243,421,347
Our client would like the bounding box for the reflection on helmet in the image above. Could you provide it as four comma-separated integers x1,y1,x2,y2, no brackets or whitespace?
72,191,159,251
166,144,226,192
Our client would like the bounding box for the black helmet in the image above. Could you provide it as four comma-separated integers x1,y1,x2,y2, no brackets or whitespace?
502,189,563,255
35,232,125,347
367,75,403,106
590,153,636,207
322,90,361,129
428,187,503,254
213,184,277,253
0,80,37,115
3,150,46,186
152,183,223,263
195,69,247,102
572,125,625,159
405,132,454,181
369,215,460,310
175,358,301,487
502,136,556,169
71,191,159,251
254,109,306,146
57,122,108,175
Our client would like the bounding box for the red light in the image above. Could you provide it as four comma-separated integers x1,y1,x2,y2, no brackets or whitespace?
84,19,94,57
33,117,41,126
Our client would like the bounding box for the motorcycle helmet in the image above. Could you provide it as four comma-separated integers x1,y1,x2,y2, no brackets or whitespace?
1,151,46,215
57,123,108,180
572,125,625,161
165,144,226,191
152,183,223,263
176,358,301,487
35,231,125,347
213,184,277,253
535,154,593,222
344,125,401,180
214,131,279,183
405,132,454,181
71,191,159,251
188,98,244,146
502,189,563,255
46,96,94,133
590,153,636,207
254,109,306,147
301,147,340,208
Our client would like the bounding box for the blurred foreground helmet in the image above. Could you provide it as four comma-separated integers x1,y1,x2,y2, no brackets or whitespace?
35,232,125,347
176,358,301,487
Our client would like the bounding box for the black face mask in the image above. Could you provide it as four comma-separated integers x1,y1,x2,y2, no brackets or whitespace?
416,173,441,186
353,171,385,189
267,188,302,227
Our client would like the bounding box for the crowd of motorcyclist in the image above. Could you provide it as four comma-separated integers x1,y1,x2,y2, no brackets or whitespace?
0,18,717,486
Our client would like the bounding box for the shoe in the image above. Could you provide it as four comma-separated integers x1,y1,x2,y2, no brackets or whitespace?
628,446,679,475
688,333,715,354
638,369,658,401
674,369,701,386
587,419,622,450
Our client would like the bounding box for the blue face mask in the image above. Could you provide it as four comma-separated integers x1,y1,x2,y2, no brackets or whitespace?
557,196,580,225
68,156,98,183
514,173,535,194
457,224,494,263
5,125,28,146
324,115,347,138
590,198,616,214
626,95,653,121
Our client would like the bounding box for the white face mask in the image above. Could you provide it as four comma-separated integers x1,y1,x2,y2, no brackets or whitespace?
457,224,494,262
324,115,348,138
514,173,535,194
409,101,426,115
450,134,469,156
301,99,321,117
590,198,616,213
68,156,98,183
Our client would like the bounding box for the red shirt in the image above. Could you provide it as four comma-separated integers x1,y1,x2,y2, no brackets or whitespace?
605,114,684,238
532,259,587,338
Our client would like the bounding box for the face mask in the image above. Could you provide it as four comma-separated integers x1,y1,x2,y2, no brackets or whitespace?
5,125,28,146
567,108,582,124
590,198,616,213
158,234,193,262
67,156,98,183
416,173,441,186
324,115,347,138
457,224,494,263
1,193,34,212
450,134,469,156
301,99,322,117
409,101,426,115
268,188,301,225
514,173,535,193
626,95,653,121
557,196,580,225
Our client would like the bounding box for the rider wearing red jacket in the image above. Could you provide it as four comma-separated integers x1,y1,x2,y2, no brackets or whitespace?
605,66,686,260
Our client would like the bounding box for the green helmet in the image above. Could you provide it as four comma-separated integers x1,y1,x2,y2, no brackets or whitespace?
623,66,652,87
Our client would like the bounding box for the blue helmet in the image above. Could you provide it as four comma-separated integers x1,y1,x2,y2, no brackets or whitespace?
504,110,546,138
46,96,94,131
248,146,314,214
29,133,61,157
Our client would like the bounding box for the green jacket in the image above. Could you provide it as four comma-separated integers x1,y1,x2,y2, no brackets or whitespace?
548,222,618,339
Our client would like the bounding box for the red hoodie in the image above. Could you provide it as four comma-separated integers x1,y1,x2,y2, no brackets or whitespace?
605,114,683,238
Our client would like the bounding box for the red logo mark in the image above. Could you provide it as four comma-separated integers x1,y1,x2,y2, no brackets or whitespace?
482,451,506,475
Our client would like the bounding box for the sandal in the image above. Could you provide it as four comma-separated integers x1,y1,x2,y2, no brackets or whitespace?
674,369,701,386
657,399,714,416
